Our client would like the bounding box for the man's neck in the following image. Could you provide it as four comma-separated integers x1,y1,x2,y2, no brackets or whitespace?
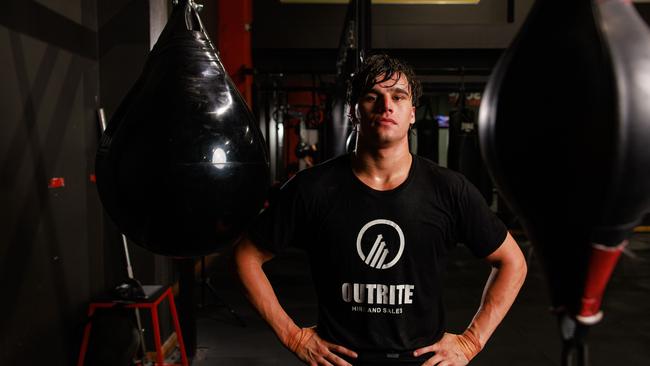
351,141,413,191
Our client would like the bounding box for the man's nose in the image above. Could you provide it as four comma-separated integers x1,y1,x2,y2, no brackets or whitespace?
377,95,393,113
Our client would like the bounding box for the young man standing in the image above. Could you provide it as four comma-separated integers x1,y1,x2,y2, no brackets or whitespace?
234,54,527,366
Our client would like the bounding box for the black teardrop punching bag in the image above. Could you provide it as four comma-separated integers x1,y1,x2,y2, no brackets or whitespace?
449,95,492,205
480,0,650,356
415,98,439,163
96,0,269,257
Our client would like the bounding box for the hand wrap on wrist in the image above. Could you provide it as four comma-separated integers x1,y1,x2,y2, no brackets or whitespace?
288,327,315,353
458,328,482,361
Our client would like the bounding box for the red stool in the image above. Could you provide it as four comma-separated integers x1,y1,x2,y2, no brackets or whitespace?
77,285,189,366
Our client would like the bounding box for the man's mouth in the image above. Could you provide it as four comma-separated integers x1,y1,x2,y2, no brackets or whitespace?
377,117,397,125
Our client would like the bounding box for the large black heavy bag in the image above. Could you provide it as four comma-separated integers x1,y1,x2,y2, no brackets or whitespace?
415,98,439,163
96,0,269,257
479,0,650,320
448,105,492,205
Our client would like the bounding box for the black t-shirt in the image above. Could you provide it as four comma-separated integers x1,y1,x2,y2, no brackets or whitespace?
249,154,507,353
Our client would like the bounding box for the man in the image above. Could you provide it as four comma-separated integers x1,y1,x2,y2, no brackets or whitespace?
234,54,527,366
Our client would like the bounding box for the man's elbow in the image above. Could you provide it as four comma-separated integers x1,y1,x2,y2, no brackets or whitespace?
513,251,527,287
506,241,528,289
233,238,248,268
489,235,528,286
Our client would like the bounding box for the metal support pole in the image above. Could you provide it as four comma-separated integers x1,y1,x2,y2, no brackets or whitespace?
97,108,149,364
355,0,372,66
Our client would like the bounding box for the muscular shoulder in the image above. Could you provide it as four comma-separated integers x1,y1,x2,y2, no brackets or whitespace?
286,154,350,194
413,155,468,192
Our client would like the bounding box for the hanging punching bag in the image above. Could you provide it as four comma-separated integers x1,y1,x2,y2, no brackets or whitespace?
480,0,650,330
96,0,269,257
415,97,439,163
449,95,492,205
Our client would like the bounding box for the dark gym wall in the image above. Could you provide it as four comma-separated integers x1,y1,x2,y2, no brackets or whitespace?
0,0,101,364
252,0,535,49
0,1,173,364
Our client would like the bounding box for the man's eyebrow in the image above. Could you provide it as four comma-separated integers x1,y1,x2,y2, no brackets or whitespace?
368,85,411,96
392,87,410,95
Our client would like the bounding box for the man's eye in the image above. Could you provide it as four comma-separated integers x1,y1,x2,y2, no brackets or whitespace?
393,95,406,101
364,95,377,102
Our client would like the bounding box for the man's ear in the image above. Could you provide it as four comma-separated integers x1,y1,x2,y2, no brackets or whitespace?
410,106,416,124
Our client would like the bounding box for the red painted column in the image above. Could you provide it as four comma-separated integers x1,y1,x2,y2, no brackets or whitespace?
218,0,253,107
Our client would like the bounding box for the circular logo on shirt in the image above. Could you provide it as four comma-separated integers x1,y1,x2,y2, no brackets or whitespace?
356,219,405,270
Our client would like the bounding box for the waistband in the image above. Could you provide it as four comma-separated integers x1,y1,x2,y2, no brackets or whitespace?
342,350,432,364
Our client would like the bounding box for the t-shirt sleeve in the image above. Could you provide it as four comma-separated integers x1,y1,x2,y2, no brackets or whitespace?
455,175,508,258
247,175,308,254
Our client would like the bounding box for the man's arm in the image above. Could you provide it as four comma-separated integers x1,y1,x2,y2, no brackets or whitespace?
414,232,527,366
234,236,358,366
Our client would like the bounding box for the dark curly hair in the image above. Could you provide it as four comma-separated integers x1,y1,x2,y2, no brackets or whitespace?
347,54,422,121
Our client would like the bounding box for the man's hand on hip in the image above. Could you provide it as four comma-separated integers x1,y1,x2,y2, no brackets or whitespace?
288,327,358,366
413,331,482,366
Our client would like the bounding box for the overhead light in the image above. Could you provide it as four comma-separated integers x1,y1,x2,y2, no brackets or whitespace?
280,0,480,4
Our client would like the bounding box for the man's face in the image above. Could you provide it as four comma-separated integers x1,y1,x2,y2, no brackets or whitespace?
355,73,415,148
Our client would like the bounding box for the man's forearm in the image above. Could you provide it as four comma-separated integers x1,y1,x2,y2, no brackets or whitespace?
234,238,300,347
412,237,526,365
466,235,527,350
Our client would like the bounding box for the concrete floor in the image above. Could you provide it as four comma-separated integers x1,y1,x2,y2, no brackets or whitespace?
190,233,650,366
